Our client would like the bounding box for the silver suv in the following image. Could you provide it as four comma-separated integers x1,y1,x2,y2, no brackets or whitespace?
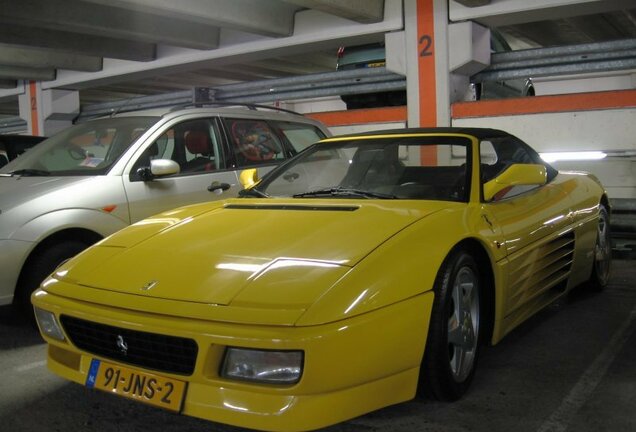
0,104,329,313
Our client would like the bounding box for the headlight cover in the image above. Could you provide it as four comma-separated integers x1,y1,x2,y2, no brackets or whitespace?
221,347,303,384
34,307,65,341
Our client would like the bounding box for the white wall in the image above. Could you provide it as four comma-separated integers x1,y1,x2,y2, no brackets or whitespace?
328,121,407,136
552,159,636,199
534,70,636,96
452,109,636,153
453,108,636,199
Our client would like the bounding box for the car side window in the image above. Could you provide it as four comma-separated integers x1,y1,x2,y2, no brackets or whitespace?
132,118,225,178
271,121,326,153
225,118,285,167
177,120,224,173
480,140,504,183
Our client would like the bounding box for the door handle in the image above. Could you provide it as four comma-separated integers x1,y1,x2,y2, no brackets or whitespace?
208,181,231,193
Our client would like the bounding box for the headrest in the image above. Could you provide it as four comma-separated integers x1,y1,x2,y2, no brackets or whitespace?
185,130,210,155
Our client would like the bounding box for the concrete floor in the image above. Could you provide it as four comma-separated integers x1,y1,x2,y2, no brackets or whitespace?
0,260,634,432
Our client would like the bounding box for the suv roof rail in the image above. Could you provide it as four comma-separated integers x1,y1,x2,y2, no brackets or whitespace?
168,101,302,116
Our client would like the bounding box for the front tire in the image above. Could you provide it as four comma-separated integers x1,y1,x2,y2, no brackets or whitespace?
421,250,481,401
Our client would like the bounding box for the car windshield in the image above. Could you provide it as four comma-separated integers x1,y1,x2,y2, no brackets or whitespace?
253,135,472,201
0,116,160,176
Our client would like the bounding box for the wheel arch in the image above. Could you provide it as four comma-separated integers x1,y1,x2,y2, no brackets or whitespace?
447,238,496,347
16,228,103,295
600,194,611,214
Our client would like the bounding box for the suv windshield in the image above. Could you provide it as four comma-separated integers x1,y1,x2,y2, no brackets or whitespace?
0,116,159,176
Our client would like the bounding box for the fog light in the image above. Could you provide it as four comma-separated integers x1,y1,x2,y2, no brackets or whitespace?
34,307,65,341
221,348,303,384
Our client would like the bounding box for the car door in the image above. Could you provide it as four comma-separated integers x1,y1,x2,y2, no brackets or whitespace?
479,137,573,316
123,117,240,223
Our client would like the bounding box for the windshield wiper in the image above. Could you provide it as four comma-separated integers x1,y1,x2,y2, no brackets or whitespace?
238,187,269,198
293,187,396,199
9,169,51,177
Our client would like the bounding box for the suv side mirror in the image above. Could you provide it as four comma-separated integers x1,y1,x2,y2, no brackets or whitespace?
137,159,180,182
0,153,8,168
150,159,180,176
483,164,547,201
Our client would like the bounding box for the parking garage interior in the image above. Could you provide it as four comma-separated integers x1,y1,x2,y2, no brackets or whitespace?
0,1,635,431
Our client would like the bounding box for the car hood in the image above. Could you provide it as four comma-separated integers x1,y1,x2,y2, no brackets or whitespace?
53,199,447,309
0,175,90,210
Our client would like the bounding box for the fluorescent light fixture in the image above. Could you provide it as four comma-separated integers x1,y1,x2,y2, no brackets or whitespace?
539,151,607,163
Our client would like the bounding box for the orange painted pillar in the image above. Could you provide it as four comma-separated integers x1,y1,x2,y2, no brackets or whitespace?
18,82,79,136
405,0,450,129
416,0,438,128
21,81,43,136
405,0,450,164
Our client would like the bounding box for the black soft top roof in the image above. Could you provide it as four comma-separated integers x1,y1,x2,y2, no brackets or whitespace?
329,127,512,140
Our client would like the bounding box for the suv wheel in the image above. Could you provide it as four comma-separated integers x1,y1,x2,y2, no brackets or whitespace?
16,240,89,318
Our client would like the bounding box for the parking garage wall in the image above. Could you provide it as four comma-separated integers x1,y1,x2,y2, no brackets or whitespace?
451,89,636,200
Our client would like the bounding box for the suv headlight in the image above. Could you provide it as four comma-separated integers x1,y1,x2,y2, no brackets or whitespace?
221,347,303,384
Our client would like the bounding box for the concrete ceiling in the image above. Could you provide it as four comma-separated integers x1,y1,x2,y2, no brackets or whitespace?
0,0,634,118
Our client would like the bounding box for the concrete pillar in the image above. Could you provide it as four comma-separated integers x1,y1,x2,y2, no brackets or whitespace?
18,81,79,136
404,0,451,127
449,21,490,102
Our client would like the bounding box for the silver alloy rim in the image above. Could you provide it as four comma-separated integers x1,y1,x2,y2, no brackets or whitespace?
448,266,480,382
594,209,611,284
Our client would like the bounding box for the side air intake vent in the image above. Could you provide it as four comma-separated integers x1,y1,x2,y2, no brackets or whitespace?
509,230,575,300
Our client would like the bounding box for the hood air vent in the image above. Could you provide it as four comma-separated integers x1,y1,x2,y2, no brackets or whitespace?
225,204,359,212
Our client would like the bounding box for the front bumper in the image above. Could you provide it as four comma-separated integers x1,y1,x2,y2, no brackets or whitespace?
33,288,434,432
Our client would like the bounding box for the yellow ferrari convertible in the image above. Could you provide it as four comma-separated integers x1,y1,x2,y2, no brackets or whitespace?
32,128,611,431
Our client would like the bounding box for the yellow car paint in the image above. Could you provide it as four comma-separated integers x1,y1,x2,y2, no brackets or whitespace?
32,128,610,431
34,287,434,432
483,163,547,201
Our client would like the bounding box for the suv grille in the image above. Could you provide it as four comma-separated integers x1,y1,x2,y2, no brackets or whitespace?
60,315,198,375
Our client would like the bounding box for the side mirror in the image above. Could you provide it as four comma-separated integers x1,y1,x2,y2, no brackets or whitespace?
150,159,180,177
483,163,547,201
136,159,180,182
239,168,260,189
0,154,8,168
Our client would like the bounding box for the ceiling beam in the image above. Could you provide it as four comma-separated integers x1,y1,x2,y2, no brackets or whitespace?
283,0,384,23
0,45,101,72
453,0,490,6
0,80,17,89
0,23,156,62
0,0,404,99
80,0,298,37
0,66,56,81
180,67,274,82
246,58,332,75
0,0,220,50
450,0,636,27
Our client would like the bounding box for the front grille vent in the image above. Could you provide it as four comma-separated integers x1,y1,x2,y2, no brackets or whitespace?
60,315,198,375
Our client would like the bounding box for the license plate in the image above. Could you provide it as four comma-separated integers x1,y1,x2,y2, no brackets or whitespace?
86,359,187,412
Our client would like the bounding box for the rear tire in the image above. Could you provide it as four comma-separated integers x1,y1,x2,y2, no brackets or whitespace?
15,240,88,317
587,204,611,290
421,250,481,401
